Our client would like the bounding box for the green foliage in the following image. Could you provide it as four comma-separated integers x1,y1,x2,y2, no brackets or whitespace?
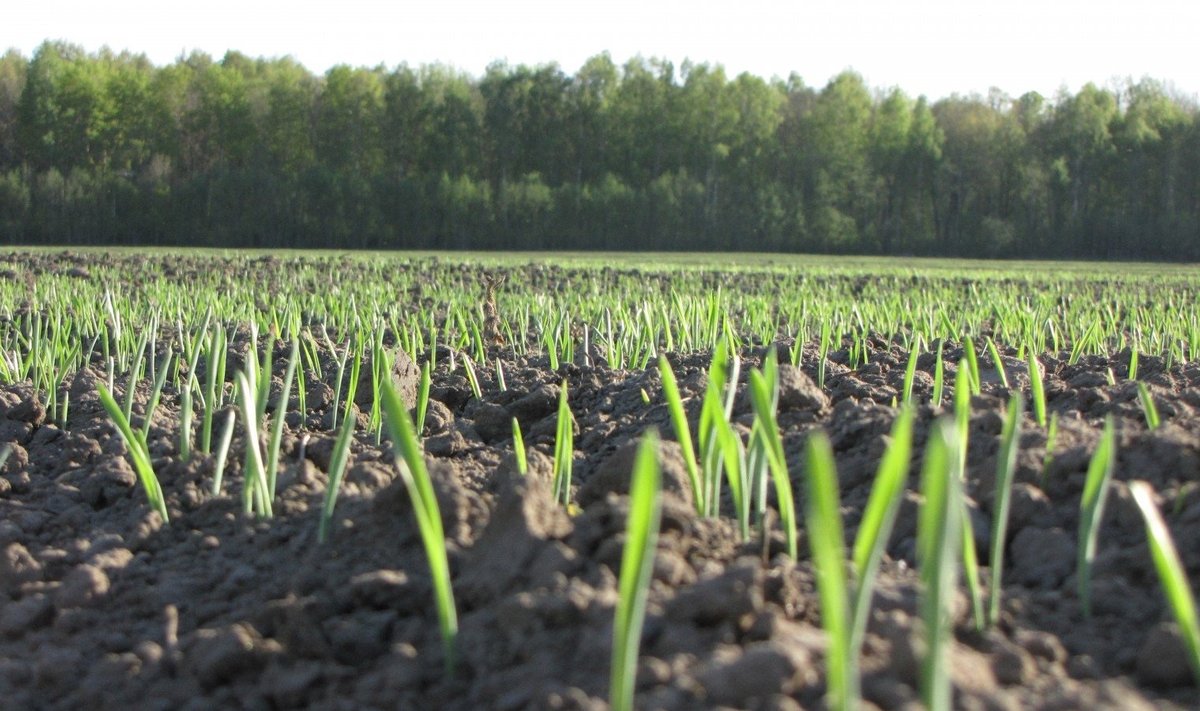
1,43,1197,256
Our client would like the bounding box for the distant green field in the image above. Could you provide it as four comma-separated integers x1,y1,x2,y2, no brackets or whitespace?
7,245,1199,278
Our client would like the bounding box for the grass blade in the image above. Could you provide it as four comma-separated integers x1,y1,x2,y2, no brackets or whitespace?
1077,415,1116,618
1137,382,1161,430
97,384,169,523
805,432,857,711
985,336,1009,389
211,409,235,496
658,355,703,514
850,405,914,654
902,338,921,405
380,380,458,676
610,431,663,711
234,371,272,518
963,338,981,395
1128,480,1200,686
416,359,432,435
918,418,963,711
987,394,1023,627
552,379,574,506
932,340,945,408
748,368,798,559
512,417,528,475
1028,350,1046,428
317,405,358,543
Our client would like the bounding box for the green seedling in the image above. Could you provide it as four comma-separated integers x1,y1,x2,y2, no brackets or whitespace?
1028,350,1046,428
609,431,663,711
931,339,946,407
805,433,857,711
1039,412,1059,489
918,418,963,711
850,406,915,653
211,409,236,496
748,368,797,559
963,338,981,395
1078,415,1116,618
380,379,458,677
658,355,703,514
902,337,921,405
98,384,169,523
234,371,272,518
317,405,358,543
1137,382,1160,430
416,360,432,435
266,339,299,499
985,336,1009,389
987,394,1023,627
463,354,482,400
1128,480,1200,686
512,417,528,475
140,346,175,440
954,361,985,631
178,387,193,462
552,379,574,506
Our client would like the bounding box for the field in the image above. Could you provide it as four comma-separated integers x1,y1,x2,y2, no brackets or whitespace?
2,248,1200,710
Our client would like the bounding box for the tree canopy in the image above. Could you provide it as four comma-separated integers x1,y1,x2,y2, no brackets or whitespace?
1,42,1198,259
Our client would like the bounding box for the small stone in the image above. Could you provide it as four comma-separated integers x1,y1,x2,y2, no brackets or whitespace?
1136,622,1194,687
698,642,809,706
1014,629,1066,664
991,640,1034,686
1009,527,1074,587
0,594,54,636
54,564,109,608
5,393,46,426
186,624,277,688
348,570,412,609
466,401,512,443
578,438,694,508
775,364,830,411
667,558,762,626
0,542,42,593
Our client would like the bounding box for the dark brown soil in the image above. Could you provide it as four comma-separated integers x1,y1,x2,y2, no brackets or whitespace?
3,273,1200,709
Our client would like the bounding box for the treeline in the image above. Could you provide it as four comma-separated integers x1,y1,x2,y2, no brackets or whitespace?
1,41,1198,258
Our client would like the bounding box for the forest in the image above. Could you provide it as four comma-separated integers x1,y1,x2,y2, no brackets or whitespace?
0,41,1197,259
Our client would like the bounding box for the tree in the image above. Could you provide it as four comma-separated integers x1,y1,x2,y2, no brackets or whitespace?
316,65,385,174
0,50,27,171
802,71,874,250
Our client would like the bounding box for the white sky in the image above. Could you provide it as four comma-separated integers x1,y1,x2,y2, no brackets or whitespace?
8,0,1200,101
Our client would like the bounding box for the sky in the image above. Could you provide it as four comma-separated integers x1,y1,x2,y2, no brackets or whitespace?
8,0,1200,101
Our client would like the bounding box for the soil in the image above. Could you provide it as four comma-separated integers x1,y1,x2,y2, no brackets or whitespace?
3,260,1200,710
